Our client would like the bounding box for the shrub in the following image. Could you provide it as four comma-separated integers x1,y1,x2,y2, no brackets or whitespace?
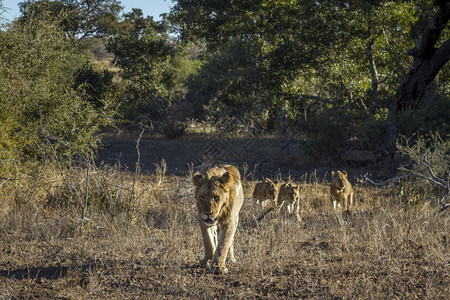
301,108,387,160
0,14,118,175
392,88,450,138
396,132,449,207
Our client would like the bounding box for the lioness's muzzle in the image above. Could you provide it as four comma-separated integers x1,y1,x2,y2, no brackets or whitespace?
202,213,218,226
203,217,218,226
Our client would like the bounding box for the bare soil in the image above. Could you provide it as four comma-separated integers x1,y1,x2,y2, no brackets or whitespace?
0,135,448,299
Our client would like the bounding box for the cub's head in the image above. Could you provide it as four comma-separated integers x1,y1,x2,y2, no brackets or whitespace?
193,170,233,227
282,183,300,200
332,170,348,192
264,178,280,199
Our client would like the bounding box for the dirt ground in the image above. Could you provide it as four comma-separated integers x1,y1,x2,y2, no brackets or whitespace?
0,176,448,299
0,135,447,299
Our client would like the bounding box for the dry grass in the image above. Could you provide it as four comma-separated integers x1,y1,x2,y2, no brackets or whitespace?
0,162,449,299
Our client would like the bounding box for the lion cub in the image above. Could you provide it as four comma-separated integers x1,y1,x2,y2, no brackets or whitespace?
330,170,354,211
192,165,244,274
276,182,302,221
252,178,280,208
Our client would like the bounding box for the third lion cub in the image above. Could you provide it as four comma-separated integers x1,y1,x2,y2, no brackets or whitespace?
330,170,354,211
277,182,301,221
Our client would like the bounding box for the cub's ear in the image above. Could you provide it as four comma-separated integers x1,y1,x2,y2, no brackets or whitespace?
193,171,204,187
342,170,348,177
219,171,232,186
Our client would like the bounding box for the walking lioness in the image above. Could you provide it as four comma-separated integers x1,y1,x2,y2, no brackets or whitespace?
330,170,354,211
192,165,244,274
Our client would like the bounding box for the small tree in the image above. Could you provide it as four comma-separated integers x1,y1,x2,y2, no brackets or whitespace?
0,13,117,174
107,10,185,123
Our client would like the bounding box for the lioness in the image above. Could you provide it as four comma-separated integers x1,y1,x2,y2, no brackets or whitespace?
252,178,279,208
330,170,354,211
192,165,244,274
277,182,301,221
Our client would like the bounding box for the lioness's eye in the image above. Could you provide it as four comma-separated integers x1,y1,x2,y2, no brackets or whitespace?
214,196,220,202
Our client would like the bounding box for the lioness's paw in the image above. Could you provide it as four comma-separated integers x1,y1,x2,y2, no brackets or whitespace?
210,265,228,274
200,258,210,268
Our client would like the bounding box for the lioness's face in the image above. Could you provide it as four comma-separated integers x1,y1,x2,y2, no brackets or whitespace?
193,171,232,227
196,188,227,226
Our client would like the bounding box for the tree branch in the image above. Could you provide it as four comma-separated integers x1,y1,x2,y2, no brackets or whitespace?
362,174,414,186
423,157,448,187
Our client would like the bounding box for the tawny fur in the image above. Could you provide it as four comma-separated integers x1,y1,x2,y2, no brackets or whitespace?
330,170,354,211
252,178,279,208
192,165,244,274
277,182,302,221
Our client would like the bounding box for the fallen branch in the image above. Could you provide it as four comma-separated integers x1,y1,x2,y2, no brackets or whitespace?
434,203,450,215
362,174,414,186
364,168,449,214
410,171,448,191
422,157,448,187
257,207,274,222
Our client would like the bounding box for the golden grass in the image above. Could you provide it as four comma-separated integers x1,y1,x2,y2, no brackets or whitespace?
0,164,448,299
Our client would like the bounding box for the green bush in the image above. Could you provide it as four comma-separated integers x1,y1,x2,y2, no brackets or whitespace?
301,107,388,159
392,88,450,138
0,14,117,175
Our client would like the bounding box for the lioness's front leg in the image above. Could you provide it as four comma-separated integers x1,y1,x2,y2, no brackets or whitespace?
295,200,302,222
349,193,354,209
227,215,239,263
198,215,217,267
210,221,237,274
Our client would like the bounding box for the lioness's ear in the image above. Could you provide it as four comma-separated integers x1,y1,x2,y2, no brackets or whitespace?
332,171,336,178
219,171,232,186
342,171,348,177
193,171,204,187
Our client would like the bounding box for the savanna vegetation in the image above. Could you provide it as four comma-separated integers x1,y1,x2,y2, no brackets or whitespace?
0,0,449,298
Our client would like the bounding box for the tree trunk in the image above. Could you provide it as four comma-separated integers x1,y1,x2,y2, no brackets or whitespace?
390,1,450,112
367,37,379,115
